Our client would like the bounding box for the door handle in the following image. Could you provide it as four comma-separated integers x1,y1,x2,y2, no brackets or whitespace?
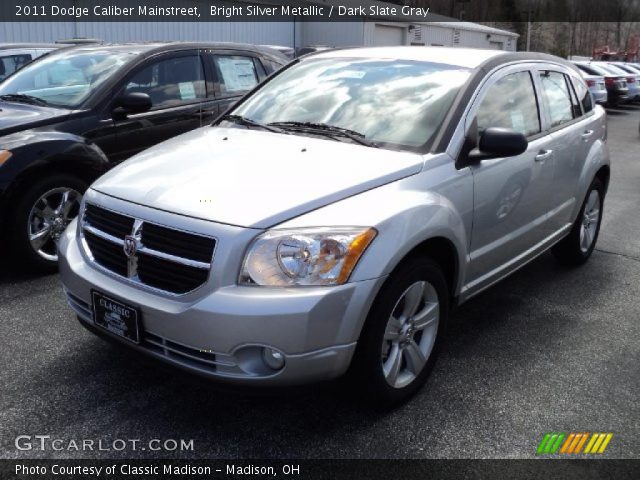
581,129,594,140
535,149,553,162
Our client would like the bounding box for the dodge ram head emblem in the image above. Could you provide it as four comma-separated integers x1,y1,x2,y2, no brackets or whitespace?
123,235,138,258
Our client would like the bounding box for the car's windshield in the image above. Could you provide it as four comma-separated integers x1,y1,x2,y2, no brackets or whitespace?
229,57,471,151
0,49,138,108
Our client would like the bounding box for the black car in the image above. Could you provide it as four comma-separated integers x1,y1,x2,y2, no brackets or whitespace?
574,62,629,106
0,42,287,271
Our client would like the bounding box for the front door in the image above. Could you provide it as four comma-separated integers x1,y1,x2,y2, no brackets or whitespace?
466,68,555,286
107,50,215,162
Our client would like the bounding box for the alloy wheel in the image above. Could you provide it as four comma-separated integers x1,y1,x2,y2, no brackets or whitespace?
27,187,82,262
580,189,601,253
381,280,440,389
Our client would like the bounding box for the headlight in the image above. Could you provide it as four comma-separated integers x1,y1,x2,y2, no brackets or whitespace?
0,150,12,167
239,227,377,286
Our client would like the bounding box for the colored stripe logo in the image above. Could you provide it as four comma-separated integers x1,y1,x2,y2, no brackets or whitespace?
537,433,613,454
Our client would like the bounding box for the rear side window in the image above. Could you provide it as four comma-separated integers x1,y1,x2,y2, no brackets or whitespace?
539,71,574,128
476,71,541,137
213,55,259,94
124,55,206,109
572,76,593,113
0,54,32,80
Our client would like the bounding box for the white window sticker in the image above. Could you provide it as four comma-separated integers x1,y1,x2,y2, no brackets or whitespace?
178,82,196,100
510,111,526,133
217,57,257,92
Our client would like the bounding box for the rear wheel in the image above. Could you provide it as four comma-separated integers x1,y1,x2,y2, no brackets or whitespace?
552,177,604,266
7,174,86,273
350,257,448,407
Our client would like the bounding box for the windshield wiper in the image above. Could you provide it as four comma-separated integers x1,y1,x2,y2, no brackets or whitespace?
268,121,378,148
0,94,49,107
220,114,286,134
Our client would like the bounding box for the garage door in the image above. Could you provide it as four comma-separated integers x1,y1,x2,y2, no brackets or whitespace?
373,25,405,46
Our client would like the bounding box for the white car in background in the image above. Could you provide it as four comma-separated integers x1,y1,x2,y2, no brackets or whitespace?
0,43,59,81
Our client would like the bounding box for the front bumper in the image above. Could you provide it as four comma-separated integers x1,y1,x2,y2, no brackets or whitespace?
58,218,385,386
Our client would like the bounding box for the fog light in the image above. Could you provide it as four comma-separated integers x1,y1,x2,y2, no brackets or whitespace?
262,347,285,370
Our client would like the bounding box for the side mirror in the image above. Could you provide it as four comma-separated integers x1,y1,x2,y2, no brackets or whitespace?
470,128,528,161
113,92,152,116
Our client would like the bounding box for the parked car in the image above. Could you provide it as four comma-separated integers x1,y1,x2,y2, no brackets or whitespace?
58,47,609,406
576,69,607,105
573,62,629,106
296,45,332,57
596,62,640,101
0,42,287,271
608,62,640,100
0,43,60,81
260,45,295,60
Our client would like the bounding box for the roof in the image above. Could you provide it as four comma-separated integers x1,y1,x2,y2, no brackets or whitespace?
0,43,60,50
310,47,576,72
45,41,289,62
310,46,508,69
425,22,520,38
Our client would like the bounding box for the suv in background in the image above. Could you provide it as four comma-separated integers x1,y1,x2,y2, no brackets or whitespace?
0,42,287,271
0,43,60,81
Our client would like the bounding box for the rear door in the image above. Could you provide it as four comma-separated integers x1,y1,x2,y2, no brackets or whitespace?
466,65,555,284
538,65,598,231
539,66,602,231
107,49,216,162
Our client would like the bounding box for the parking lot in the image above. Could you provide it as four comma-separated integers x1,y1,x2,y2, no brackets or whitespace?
1,106,639,460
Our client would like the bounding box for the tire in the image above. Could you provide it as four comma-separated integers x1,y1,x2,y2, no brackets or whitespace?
7,174,86,273
349,256,449,408
552,177,604,266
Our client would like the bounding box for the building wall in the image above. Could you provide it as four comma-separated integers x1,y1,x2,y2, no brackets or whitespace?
1,20,516,51
301,21,364,47
1,21,295,47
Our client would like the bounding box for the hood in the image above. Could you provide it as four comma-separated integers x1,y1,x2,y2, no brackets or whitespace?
92,127,425,228
0,102,70,134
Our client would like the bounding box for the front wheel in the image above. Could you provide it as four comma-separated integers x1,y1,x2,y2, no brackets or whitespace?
7,174,86,273
350,257,449,407
552,177,604,266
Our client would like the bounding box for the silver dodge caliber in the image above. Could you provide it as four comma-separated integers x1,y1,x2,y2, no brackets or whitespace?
59,47,610,405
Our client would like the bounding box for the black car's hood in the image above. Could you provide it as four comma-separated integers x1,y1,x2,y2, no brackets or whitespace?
0,102,70,135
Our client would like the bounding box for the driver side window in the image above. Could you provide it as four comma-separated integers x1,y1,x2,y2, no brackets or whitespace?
124,55,206,109
476,71,541,138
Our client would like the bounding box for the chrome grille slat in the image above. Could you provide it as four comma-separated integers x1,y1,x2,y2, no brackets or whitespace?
80,203,216,295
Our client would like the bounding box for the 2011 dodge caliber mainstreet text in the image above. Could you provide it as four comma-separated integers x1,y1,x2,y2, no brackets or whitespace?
58,47,610,405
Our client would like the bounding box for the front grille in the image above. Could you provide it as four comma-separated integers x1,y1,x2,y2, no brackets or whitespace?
84,230,128,277
85,203,134,238
138,253,209,294
142,222,215,264
81,203,216,294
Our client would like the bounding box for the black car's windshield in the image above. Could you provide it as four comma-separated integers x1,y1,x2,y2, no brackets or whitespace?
228,57,471,151
0,49,138,109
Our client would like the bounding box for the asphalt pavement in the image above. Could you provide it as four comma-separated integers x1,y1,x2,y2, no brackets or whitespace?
1,106,639,460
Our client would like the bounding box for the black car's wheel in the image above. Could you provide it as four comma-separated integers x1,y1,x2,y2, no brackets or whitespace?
350,256,449,407
7,174,86,273
552,177,604,266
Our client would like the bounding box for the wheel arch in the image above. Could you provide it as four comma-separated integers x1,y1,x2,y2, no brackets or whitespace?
1,134,109,213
